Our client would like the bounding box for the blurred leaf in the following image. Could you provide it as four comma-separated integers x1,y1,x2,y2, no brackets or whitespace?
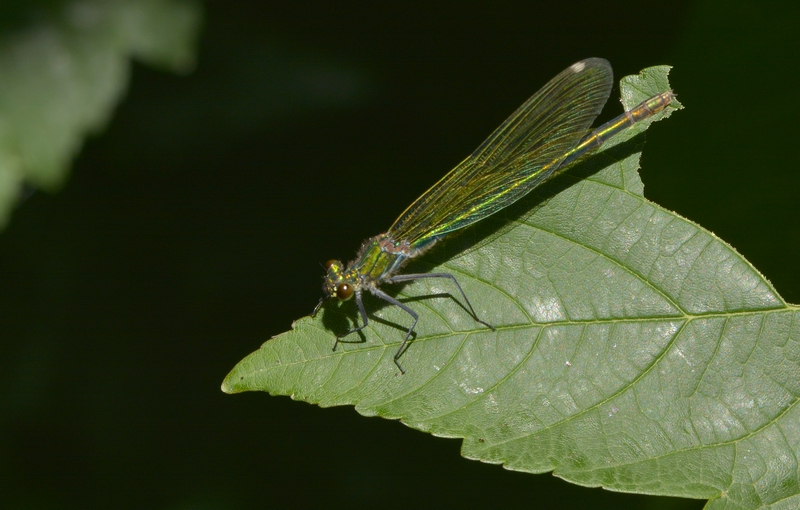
0,0,202,229
224,66,800,510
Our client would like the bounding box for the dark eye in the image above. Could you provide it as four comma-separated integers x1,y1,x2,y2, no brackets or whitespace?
336,283,354,300
324,260,337,270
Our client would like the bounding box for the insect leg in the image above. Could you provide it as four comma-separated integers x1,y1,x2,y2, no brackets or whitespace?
333,289,369,351
312,297,325,317
387,272,495,331
367,286,419,375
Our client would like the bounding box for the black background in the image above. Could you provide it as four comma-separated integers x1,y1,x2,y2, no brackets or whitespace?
2,1,799,509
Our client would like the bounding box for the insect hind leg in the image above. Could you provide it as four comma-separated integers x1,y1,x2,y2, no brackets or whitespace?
387,272,495,331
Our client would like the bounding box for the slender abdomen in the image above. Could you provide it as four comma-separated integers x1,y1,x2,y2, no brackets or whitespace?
561,90,674,167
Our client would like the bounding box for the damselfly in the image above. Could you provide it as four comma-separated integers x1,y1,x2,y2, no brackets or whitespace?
315,58,674,373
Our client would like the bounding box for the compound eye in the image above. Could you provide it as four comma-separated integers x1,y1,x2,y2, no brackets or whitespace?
324,259,338,271
335,283,354,301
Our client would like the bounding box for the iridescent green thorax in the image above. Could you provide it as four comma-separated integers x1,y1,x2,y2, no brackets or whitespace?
323,233,439,300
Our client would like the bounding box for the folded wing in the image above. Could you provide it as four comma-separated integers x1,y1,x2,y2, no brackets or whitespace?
389,58,614,246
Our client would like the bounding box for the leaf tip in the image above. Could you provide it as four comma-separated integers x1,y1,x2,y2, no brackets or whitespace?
221,362,255,394
220,372,243,394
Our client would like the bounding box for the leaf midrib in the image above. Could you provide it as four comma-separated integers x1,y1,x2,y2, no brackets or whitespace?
465,309,799,470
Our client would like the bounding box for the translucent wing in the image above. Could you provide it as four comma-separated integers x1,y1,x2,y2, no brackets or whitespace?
388,58,613,246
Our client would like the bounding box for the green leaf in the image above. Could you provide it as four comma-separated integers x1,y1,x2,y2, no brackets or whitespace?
223,66,800,510
0,0,203,229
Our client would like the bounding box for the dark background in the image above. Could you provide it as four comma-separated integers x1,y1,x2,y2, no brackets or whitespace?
2,1,798,509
